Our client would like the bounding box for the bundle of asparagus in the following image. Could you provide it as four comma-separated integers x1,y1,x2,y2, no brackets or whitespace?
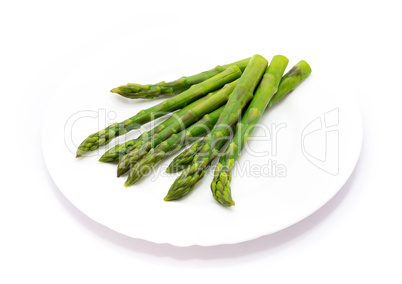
76,54,311,207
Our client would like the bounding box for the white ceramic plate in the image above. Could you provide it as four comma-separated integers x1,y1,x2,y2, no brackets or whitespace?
42,37,362,247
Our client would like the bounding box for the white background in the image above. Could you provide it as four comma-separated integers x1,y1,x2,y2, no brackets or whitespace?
1,0,401,283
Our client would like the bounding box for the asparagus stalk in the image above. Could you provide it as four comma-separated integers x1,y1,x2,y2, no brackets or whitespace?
166,60,312,173
76,66,242,157
124,106,225,186
116,79,240,176
211,55,289,206
111,58,250,99
99,89,220,163
164,54,268,201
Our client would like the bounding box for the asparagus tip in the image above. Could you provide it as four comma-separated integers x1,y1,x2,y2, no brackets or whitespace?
215,195,235,207
124,176,138,187
164,192,177,201
98,156,111,163
117,165,126,177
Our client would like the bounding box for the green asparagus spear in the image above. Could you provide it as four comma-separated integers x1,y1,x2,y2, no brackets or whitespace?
111,58,250,99
211,55,289,206
99,89,220,163
166,60,312,173
117,79,240,176
76,66,242,157
164,54,268,201
124,106,225,186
